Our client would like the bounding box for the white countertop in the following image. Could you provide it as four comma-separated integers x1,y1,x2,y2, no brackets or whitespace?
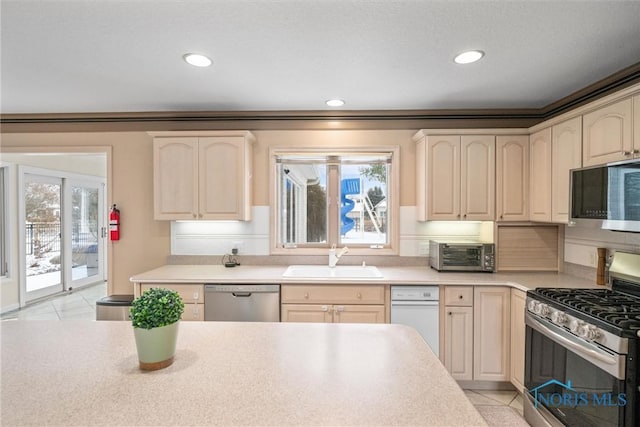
130,264,601,292
1,320,487,426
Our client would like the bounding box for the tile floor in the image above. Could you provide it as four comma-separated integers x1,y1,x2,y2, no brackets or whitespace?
1,282,107,320
2,284,530,425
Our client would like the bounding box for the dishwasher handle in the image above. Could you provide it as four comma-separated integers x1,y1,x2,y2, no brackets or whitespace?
232,292,252,297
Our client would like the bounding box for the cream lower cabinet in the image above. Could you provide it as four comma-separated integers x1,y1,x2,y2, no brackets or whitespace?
443,286,474,381
474,286,511,381
139,283,205,321
442,286,510,382
152,131,254,220
281,284,386,324
510,289,526,393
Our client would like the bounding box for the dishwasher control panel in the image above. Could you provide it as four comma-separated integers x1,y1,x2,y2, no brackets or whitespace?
205,284,280,293
391,286,439,301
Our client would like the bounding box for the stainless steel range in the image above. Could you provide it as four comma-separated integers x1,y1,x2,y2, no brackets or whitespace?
524,251,640,427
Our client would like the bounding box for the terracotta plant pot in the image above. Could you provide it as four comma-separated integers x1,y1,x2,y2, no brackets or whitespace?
133,321,179,371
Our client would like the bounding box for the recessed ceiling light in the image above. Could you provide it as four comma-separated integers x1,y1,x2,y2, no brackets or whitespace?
183,53,213,67
326,99,345,107
454,50,484,64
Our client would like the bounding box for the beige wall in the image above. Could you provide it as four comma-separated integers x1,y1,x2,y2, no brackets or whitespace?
0,129,417,308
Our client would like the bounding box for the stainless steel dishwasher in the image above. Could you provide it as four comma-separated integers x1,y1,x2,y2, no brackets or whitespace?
204,284,280,321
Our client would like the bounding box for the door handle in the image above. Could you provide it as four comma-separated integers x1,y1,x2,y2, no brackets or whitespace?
231,292,252,297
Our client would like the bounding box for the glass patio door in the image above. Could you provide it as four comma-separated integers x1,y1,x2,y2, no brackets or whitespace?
24,173,63,301
21,169,106,304
68,180,104,288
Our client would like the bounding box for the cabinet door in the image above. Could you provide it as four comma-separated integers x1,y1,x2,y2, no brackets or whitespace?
529,128,552,222
473,286,510,381
510,289,526,393
551,117,582,223
153,138,199,220
582,98,633,166
281,284,385,305
281,304,332,323
428,136,461,220
634,95,640,157
444,306,473,381
333,305,385,324
199,137,251,220
496,136,529,221
182,303,205,321
461,135,495,220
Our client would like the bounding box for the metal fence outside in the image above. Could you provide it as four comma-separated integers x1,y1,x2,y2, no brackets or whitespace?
26,223,98,256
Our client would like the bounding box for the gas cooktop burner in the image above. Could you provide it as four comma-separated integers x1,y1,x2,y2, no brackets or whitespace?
533,287,640,332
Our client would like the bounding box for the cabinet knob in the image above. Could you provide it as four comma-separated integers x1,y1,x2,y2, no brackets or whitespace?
448,312,452,315
321,305,328,312
459,295,463,299
633,149,640,155
357,292,362,299
457,214,461,218
500,215,504,219
304,292,309,299
192,213,197,218
463,214,467,218
623,151,632,156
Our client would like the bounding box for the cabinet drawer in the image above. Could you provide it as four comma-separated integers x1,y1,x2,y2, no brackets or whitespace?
182,303,204,321
444,287,473,306
140,284,204,303
281,284,385,304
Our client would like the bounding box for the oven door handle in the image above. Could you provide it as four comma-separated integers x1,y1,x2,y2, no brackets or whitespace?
525,312,625,380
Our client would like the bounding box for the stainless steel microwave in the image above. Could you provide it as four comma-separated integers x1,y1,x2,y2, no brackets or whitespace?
429,240,495,272
570,159,640,232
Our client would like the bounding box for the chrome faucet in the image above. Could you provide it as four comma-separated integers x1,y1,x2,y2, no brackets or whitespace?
329,245,349,267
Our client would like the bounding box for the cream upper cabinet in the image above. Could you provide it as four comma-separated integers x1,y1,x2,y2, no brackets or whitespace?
634,95,640,158
153,132,254,221
510,289,526,393
461,135,495,221
473,286,510,382
426,135,460,220
551,117,582,223
496,135,529,221
582,97,633,166
416,133,494,221
153,138,199,220
529,128,552,222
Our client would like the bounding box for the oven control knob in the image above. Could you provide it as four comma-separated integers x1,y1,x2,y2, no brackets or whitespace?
578,325,601,341
569,319,584,334
534,303,549,316
527,300,539,312
551,310,567,325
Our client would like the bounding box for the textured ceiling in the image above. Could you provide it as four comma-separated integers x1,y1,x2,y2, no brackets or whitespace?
2,0,640,114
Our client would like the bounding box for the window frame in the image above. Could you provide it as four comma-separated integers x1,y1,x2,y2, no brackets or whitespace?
269,147,400,256
0,165,8,277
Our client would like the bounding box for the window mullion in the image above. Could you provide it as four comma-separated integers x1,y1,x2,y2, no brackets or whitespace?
327,164,339,247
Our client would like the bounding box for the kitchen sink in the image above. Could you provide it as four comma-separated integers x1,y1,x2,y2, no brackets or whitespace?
282,265,383,279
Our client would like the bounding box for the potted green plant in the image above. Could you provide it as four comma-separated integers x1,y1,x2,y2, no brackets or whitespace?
130,287,184,371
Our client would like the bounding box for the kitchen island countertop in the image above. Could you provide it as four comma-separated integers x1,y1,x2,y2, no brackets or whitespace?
130,264,601,291
1,320,487,426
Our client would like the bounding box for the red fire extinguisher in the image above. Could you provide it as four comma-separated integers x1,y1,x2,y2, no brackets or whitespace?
109,204,120,241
